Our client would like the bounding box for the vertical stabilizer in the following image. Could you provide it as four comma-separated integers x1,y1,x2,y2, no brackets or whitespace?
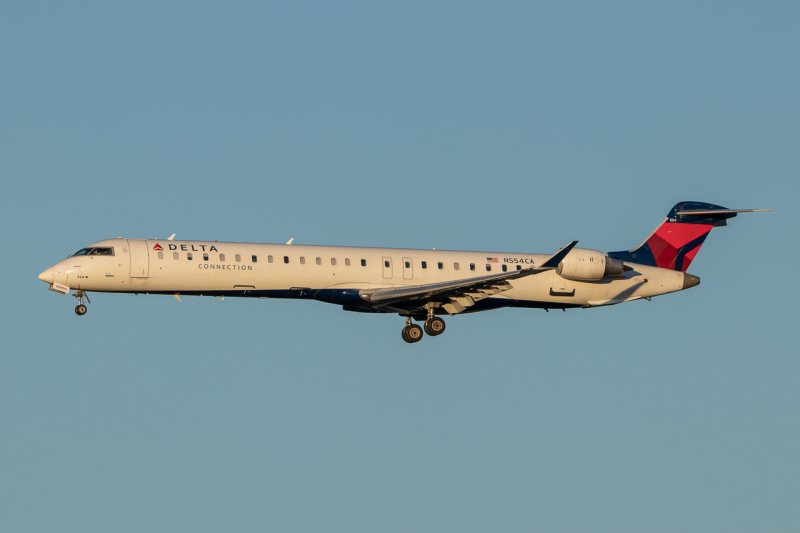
608,202,744,271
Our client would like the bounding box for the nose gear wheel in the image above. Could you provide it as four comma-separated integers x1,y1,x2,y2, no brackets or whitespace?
73,290,90,316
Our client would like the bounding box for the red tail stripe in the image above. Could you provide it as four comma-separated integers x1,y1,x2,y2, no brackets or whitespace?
648,223,713,270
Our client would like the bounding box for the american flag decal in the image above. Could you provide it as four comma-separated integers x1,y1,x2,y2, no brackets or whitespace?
486,257,498,263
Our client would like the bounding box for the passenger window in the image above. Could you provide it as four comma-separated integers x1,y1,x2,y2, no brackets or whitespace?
516,265,521,271
502,264,507,272
268,255,273,263
158,251,163,259
384,260,390,268
316,257,321,265
361,259,366,267
220,254,225,262
173,252,179,260
421,261,427,269
235,254,241,262
345,258,350,266
438,262,443,270
454,262,459,270
203,253,209,261
486,264,491,271
252,255,257,262
331,258,337,265
405,261,410,268
187,253,193,260
284,256,289,264
470,263,475,271
300,257,305,264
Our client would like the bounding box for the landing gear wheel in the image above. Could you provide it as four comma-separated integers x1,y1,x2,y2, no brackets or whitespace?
73,290,90,315
424,317,446,336
405,324,423,343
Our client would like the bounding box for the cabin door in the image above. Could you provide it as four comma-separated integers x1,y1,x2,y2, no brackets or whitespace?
128,239,150,278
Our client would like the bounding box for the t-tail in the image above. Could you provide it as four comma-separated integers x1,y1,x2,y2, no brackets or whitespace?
608,201,774,272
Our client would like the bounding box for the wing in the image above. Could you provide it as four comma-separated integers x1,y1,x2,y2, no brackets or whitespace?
358,241,578,314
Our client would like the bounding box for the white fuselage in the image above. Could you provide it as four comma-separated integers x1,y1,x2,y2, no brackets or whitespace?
39,238,689,312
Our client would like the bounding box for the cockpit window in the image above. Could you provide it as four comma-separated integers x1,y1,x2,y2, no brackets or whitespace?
72,247,115,257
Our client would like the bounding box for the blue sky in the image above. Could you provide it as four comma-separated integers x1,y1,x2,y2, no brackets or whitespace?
1,2,798,531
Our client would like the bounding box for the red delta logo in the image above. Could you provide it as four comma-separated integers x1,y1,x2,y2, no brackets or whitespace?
153,244,164,251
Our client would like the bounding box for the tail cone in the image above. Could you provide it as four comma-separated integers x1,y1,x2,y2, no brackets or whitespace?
683,273,700,290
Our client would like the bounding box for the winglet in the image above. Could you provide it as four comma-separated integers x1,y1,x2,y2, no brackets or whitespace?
168,234,176,240
286,238,294,245
541,241,578,269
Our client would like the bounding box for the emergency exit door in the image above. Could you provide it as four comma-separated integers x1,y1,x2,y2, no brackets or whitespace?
402,257,413,280
128,239,149,278
382,257,393,279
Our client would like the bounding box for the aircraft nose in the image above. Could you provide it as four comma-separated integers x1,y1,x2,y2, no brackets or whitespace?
38,267,54,284
683,273,701,290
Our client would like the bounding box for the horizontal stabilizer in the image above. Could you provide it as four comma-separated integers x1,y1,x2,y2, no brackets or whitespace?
675,208,775,216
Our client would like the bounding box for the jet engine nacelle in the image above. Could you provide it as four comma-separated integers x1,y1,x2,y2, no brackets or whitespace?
556,248,626,281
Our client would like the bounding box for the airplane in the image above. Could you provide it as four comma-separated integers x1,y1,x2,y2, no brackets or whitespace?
37,202,772,343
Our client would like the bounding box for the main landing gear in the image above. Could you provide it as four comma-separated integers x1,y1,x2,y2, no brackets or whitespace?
74,290,90,316
401,310,447,344
401,317,423,343
424,316,445,336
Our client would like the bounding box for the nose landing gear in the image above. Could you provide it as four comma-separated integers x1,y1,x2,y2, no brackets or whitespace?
73,290,90,316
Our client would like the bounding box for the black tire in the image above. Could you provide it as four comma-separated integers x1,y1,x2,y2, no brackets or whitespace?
424,317,446,336
401,326,412,343
75,304,87,316
406,324,424,343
